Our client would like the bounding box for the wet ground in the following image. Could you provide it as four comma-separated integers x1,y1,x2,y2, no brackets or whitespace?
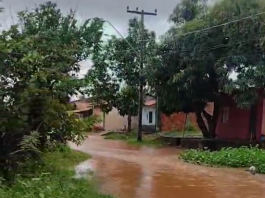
70,134,265,198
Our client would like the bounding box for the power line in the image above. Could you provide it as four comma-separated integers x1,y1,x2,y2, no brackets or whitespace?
2,33,263,64
104,33,264,56
135,11,265,43
3,10,265,58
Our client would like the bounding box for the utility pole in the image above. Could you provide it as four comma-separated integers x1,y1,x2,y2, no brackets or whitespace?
127,6,157,141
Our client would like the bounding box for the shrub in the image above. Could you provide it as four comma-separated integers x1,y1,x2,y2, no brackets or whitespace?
180,146,265,173
0,149,114,198
0,1,104,182
185,120,197,132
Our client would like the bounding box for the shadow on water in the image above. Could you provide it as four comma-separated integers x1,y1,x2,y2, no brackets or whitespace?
70,134,265,198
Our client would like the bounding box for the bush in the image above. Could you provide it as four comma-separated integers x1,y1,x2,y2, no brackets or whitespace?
0,2,104,182
180,146,265,173
0,149,114,198
184,121,197,132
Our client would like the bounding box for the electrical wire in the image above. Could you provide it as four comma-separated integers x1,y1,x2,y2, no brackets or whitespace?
137,11,265,43
105,33,265,56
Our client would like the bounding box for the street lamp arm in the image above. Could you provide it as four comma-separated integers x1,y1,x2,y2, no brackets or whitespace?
103,20,139,54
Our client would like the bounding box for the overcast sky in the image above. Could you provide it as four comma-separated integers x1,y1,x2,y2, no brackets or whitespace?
0,0,219,76
0,0,181,78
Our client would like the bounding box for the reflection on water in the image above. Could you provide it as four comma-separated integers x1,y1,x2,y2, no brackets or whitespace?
70,135,265,198
96,158,140,198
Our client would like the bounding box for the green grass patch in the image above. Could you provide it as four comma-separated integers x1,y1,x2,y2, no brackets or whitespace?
104,132,164,147
180,146,265,173
161,130,202,138
0,148,114,198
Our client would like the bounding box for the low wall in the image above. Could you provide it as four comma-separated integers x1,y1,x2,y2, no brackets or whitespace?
159,135,260,150
142,125,156,133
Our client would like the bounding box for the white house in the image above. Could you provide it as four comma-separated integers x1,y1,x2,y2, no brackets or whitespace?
142,97,157,132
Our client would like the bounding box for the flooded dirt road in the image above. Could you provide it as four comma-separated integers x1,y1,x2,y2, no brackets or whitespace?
70,134,265,198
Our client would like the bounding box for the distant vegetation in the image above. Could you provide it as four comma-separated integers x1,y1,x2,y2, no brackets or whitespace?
104,131,164,147
180,146,265,174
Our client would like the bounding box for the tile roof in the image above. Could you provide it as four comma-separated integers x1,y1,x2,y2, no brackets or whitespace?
144,99,156,106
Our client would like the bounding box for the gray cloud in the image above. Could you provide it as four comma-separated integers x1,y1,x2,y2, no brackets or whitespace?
0,0,217,77
1,0,180,75
1,0,179,35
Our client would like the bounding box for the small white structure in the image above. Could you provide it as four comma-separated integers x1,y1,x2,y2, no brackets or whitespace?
142,106,156,126
142,97,157,132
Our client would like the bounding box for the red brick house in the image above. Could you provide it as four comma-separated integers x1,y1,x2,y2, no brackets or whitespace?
216,91,265,141
161,103,213,132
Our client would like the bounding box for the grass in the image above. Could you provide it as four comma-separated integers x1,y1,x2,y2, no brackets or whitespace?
104,131,164,147
180,146,265,174
0,147,114,198
161,130,202,138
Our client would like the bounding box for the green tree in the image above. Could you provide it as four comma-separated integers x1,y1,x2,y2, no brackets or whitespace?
114,86,138,132
84,57,120,113
86,18,157,138
169,0,208,25
106,18,157,87
150,0,265,138
0,1,103,182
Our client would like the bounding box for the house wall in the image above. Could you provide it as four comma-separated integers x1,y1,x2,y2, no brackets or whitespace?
261,99,265,136
216,94,263,140
161,103,214,132
142,106,156,126
104,107,138,131
93,106,104,128
161,113,197,131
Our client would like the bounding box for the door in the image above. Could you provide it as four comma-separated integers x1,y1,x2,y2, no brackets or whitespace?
148,111,153,124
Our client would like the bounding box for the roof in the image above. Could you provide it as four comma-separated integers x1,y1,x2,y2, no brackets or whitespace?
69,99,93,114
71,107,92,113
69,97,94,103
144,99,156,107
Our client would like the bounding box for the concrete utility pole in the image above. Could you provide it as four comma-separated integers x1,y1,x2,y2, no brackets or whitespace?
126,6,157,141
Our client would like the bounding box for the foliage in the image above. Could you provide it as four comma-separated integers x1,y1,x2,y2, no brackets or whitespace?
83,115,102,132
84,61,119,113
160,131,201,138
0,1,104,182
149,0,265,138
85,18,158,133
0,149,114,198
115,86,138,117
180,146,265,173
114,86,138,132
185,120,197,132
168,0,208,25
104,131,163,147
106,18,157,87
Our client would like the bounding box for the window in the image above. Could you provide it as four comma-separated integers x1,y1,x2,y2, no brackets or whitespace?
148,111,153,123
222,107,229,123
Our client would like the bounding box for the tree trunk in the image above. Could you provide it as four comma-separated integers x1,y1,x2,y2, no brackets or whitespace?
195,110,211,138
210,102,220,138
127,114,132,133
199,102,220,139
202,102,220,139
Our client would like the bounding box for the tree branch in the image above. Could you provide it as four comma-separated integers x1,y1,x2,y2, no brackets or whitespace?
202,109,212,121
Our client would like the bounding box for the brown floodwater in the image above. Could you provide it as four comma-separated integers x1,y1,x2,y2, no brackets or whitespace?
70,134,265,198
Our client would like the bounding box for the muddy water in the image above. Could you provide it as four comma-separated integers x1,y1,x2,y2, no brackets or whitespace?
70,134,265,198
